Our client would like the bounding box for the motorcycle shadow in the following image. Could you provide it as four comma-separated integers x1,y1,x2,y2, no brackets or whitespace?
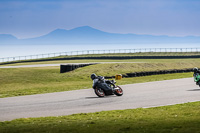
85,95,115,99
85,97,100,99
187,89,200,91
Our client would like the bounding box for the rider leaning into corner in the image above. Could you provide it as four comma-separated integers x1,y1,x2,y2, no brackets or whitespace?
91,73,114,91
193,67,200,85
193,67,200,75
91,73,101,89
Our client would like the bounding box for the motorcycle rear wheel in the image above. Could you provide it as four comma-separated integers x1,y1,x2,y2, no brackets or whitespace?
114,86,123,96
94,88,105,97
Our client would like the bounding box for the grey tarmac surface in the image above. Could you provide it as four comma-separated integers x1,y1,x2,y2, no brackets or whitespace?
0,77,200,121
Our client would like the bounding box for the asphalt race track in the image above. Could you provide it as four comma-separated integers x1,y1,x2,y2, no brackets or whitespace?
0,78,200,121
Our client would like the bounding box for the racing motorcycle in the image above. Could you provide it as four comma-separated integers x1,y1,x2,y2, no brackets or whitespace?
93,76,123,97
193,73,200,87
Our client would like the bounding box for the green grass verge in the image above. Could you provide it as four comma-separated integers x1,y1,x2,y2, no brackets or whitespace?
1,58,200,98
1,101,200,133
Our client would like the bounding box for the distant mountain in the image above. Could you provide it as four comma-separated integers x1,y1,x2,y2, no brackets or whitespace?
1,26,200,45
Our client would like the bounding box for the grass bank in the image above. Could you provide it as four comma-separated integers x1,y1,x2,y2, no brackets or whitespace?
1,101,200,133
1,59,199,97
1,52,200,66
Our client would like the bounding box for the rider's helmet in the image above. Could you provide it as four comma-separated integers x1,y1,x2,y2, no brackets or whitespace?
193,67,198,73
91,73,97,80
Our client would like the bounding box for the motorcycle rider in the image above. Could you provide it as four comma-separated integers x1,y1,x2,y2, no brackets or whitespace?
193,67,200,75
91,73,102,89
91,73,113,92
193,67,200,85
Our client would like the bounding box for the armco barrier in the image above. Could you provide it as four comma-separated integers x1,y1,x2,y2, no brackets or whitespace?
60,63,97,73
105,68,193,79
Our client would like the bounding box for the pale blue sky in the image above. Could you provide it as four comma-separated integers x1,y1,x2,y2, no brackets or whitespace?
0,0,200,39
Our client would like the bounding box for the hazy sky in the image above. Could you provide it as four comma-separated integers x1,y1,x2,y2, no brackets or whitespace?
0,0,200,39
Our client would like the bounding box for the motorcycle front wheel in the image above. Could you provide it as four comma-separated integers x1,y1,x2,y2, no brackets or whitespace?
114,86,123,96
94,88,105,97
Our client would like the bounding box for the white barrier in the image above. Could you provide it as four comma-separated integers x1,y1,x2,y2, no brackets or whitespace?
0,47,200,63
